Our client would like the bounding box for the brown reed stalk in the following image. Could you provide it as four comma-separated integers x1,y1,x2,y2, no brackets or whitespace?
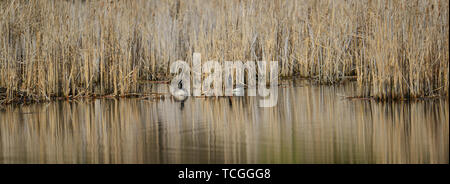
0,0,448,104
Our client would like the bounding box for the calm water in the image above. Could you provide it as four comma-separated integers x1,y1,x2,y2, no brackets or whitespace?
0,80,448,164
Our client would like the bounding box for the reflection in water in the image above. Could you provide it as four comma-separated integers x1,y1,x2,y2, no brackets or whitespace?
0,81,448,163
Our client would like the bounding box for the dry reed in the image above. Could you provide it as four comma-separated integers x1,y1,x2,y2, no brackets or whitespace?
0,0,448,104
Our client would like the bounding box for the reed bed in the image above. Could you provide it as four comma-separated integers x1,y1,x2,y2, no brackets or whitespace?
0,0,448,104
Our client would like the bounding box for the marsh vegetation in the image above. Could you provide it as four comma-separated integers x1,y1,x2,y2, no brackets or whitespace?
0,0,448,104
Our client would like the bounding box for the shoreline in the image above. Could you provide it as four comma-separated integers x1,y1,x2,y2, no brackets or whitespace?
1,77,448,107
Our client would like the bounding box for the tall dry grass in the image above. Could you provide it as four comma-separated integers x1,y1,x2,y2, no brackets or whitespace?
356,0,449,99
0,0,448,103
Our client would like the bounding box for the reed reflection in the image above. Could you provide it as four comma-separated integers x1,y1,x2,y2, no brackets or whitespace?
0,81,448,163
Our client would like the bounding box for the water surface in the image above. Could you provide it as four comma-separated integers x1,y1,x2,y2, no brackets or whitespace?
0,80,448,163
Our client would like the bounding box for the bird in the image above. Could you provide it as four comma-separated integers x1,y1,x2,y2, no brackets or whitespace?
227,75,245,96
226,75,245,107
173,80,188,102
232,87,244,96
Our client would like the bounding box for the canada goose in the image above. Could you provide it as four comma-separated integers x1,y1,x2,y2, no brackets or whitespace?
232,87,244,96
173,80,188,102
227,76,245,107
227,75,244,96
